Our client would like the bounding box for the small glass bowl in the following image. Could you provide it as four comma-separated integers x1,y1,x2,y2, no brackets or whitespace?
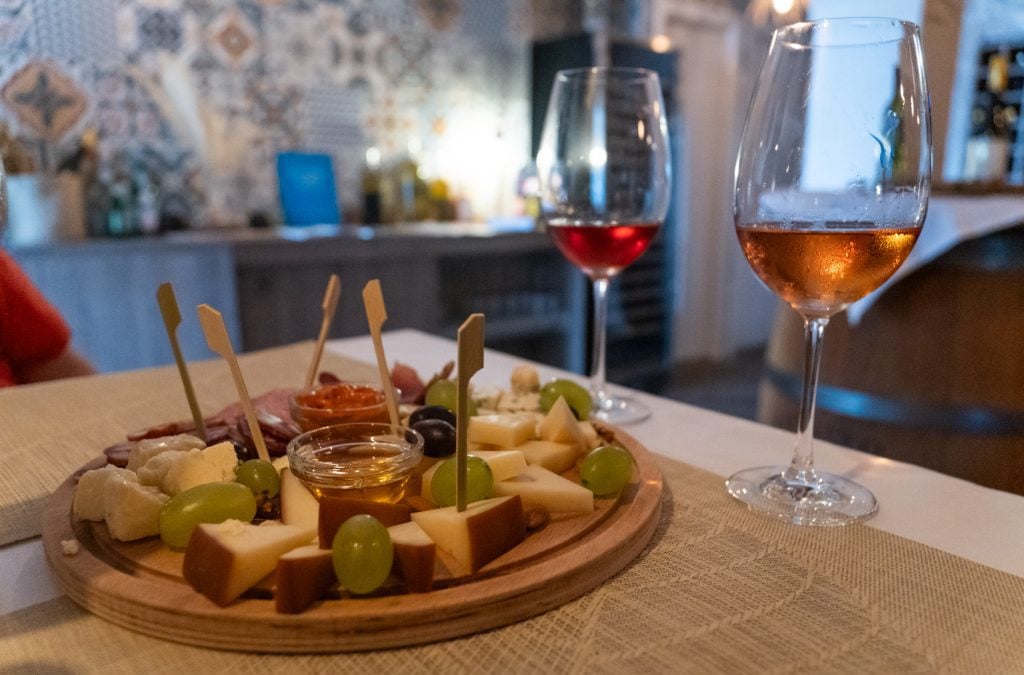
286,422,424,503
288,382,390,432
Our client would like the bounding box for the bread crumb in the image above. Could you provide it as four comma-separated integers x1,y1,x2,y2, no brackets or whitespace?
61,539,81,556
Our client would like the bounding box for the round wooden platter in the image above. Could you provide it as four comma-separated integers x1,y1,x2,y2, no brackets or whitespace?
42,425,663,653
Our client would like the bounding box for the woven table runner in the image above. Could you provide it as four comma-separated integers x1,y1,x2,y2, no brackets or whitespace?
4,456,1023,673
0,342,380,547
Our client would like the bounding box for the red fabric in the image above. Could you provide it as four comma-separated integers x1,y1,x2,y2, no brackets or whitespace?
0,251,71,386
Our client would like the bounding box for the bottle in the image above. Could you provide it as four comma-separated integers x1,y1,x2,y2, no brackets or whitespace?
361,146,382,225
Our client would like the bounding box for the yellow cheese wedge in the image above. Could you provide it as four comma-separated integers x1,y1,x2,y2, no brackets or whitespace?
279,467,319,531
183,520,316,607
538,396,587,453
578,421,600,449
514,439,580,474
410,495,525,573
468,414,536,449
491,464,593,513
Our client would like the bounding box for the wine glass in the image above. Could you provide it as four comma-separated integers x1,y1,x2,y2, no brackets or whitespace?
536,67,671,425
727,18,931,525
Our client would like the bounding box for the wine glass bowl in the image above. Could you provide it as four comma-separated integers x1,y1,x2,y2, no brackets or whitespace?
536,67,671,424
727,18,931,525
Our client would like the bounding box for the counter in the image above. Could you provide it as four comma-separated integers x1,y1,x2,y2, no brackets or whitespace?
10,222,589,375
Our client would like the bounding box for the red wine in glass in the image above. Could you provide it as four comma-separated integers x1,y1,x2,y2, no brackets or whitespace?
536,67,671,425
546,221,660,279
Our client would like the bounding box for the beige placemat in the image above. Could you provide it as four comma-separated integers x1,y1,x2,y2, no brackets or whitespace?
4,457,1023,673
0,342,381,547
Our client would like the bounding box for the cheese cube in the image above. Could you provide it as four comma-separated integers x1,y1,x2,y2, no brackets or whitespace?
183,519,316,606
275,544,335,614
103,477,169,541
161,441,239,496
126,433,205,471
388,521,436,593
468,450,529,482
491,464,593,513
468,414,536,449
420,450,528,503
279,467,319,531
538,397,587,453
411,496,525,572
514,439,580,474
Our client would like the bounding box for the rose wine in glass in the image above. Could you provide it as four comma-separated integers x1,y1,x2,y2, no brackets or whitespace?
536,68,671,425
728,18,931,525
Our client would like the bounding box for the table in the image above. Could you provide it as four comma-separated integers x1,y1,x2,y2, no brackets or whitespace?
3,330,1024,670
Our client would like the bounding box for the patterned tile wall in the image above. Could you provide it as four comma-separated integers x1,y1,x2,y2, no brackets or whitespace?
0,0,533,227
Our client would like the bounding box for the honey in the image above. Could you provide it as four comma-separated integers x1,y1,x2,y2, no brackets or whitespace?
287,423,424,505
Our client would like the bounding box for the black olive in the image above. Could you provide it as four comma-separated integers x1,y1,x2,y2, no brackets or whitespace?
411,419,456,458
409,405,457,427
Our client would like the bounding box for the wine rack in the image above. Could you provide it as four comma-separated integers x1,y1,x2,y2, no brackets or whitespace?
968,43,1024,183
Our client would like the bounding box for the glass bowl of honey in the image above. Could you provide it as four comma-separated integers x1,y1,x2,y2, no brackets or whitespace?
289,382,390,432
286,422,424,503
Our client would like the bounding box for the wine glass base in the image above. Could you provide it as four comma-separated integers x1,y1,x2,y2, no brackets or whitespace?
591,394,651,425
725,466,877,526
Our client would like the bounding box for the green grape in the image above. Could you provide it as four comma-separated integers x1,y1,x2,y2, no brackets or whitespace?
235,459,281,498
159,482,257,549
539,379,593,420
424,379,478,416
580,445,634,496
431,455,493,507
332,515,393,595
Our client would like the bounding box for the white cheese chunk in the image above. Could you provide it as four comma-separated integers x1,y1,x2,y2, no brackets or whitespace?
103,477,169,541
72,466,138,522
161,441,239,496
126,433,205,472
491,464,593,513
496,391,541,413
136,450,187,488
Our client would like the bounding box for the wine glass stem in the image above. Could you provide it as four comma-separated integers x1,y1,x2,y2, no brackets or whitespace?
590,276,610,405
789,315,829,483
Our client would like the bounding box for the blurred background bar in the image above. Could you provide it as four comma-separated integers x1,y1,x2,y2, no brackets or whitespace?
2,0,1024,491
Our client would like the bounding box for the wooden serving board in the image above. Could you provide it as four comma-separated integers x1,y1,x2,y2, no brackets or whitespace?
42,426,663,653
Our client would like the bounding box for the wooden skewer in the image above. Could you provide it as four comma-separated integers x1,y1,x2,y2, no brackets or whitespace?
456,313,485,512
361,279,400,428
196,304,270,463
156,283,207,443
305,274,341,388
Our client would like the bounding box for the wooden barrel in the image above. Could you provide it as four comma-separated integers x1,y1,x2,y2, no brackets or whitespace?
758,226,1024,495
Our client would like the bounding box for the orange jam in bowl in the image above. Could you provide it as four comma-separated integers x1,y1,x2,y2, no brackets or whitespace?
289,382,389,432
286,422,424,503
